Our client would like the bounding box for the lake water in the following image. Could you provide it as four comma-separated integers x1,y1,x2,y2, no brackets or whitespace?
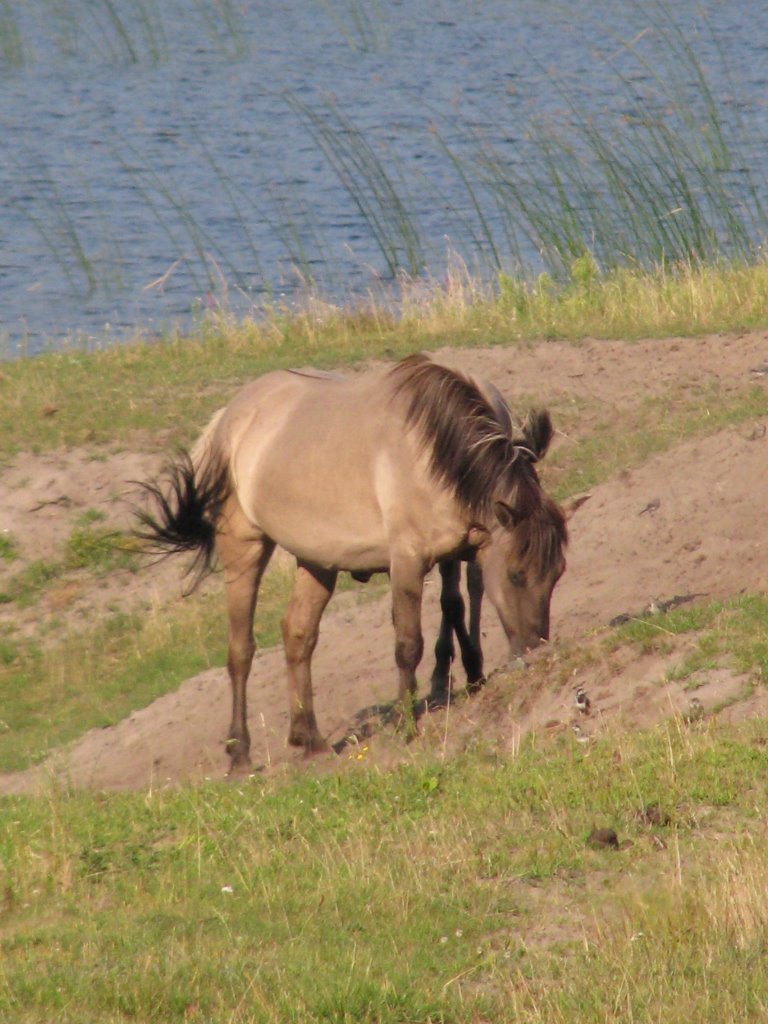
2,0,768,357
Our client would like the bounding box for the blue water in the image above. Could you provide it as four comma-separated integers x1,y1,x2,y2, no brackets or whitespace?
1,0,768,357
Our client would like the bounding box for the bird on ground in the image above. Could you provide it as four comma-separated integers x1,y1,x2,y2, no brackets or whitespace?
574,687,591,715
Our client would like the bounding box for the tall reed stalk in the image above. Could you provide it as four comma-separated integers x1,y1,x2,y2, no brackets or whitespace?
0,0,24,65
0,0,247,65
189,0,248,58
317,0,388,53
10,169,98,293
286,93,425,279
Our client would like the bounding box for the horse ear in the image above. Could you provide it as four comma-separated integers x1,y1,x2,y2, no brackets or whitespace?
521,409,554,461
563,493,591,520
494,499,522,530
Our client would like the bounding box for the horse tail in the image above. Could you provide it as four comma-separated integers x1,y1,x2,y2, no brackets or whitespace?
134,408,232,589
190,406,226,469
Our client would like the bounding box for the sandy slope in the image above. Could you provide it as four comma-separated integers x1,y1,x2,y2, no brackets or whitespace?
1,331,767,793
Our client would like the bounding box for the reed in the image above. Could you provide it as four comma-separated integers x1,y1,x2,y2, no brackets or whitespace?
287,93,425,279
317,0,388,53
0,0,248,65
115,147,329,309
0,0,24,65
10,168,98,293
194,0,249,58
114,147,232,298
459,3,768,280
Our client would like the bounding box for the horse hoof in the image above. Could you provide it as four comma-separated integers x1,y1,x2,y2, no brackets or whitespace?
288,730,327,754
227,757,253,779
465,676,486,695
301,740,329,758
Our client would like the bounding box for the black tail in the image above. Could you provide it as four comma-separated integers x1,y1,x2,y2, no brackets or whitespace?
134,450,231,589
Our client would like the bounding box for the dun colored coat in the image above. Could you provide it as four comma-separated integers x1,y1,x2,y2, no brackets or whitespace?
137,354,568,773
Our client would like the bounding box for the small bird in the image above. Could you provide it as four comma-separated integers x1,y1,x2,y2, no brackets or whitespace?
574,687,591,715
750,361,768,379
639,498,660,516
571,722,590,745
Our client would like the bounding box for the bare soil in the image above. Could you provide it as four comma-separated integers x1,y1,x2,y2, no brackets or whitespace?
1,331,767,794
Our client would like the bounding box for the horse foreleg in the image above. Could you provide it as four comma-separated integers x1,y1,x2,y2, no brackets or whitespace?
390,556,426,725
221,535,275,775
429,560,462,705
282,562,337,752
465,560,485,692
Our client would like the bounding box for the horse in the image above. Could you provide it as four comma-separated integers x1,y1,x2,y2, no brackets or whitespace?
136,353,568,774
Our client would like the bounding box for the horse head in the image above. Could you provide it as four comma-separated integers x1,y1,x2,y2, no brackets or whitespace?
473,410,569,659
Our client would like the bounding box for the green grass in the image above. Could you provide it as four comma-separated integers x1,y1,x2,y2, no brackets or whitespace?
0,533,18,562
610,593,768,686
0,572,279,773
2,724,768,1021
0,593,229,772
0,519,139,608
4,260,768,459
546,381,768,499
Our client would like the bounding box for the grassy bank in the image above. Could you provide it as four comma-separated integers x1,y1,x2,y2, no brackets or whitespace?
3,260,768,457
2,258,768,1020
2,719,768,1022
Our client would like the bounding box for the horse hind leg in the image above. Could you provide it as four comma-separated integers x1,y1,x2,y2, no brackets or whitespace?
464,560,485,692
221,531,275,776
429,560,461,705
282,562,337,753
430,560,484,704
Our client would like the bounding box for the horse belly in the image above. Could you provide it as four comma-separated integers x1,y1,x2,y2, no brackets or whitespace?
256,496,390,571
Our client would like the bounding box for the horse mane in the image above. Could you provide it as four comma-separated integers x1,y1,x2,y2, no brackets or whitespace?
388,354,541,519
515,495,569,576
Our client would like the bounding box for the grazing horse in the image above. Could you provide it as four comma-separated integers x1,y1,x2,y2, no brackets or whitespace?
136,354,568,773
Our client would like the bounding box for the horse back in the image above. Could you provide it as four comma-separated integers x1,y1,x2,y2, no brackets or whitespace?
214,369,464,569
